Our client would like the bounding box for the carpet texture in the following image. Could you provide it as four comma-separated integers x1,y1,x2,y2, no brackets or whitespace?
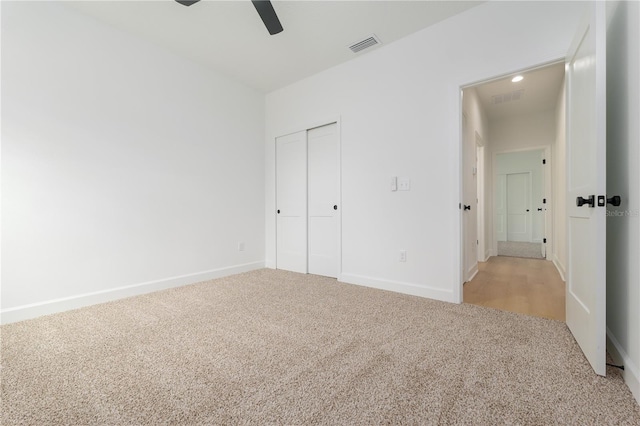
1,269,638,425
498,241,545,259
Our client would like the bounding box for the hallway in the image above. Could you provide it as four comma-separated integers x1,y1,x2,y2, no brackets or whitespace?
464,256,565,321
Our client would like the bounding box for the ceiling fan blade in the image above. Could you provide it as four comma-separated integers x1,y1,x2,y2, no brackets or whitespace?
176,0,201,6
251,0,283,35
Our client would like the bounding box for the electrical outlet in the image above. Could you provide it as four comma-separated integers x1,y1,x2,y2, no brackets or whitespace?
398,178,411,191
399,250,407,262
238,242,245,252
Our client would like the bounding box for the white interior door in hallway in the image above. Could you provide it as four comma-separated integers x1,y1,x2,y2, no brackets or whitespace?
276,122,340,278
506,172,532,242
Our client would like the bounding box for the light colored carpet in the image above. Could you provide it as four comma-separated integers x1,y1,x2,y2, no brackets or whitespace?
498,241,545,259
1,269,638,425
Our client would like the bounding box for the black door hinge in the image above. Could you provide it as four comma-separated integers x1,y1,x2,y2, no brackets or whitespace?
543,198,546,204
543,238,547,243
542,159,546,165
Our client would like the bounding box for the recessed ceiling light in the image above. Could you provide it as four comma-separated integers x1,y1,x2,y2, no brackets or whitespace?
512,75,524,83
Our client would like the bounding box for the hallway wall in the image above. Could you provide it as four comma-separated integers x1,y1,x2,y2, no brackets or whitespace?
464,88,490,260
605,0,640,404
552,79,567,279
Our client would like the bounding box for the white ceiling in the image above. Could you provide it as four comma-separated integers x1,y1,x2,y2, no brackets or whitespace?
473,61,566,120
65,0,484,92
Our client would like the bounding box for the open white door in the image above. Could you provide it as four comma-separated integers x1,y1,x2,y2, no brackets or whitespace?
565,1,607,376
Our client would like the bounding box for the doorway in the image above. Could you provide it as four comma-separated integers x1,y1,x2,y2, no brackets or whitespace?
460,60,566,320
494,148,548,259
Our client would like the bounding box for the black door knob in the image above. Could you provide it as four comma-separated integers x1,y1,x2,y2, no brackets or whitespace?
277,209,280,214
463,205,471,211
577,195,595,207
526,209,530,212
537,208,543,211
607,196,621,206
333,205,338,210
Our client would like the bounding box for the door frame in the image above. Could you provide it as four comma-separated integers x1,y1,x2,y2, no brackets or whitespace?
476,133,486,262
274,117,342,279
460,111,479,283
457,59,562,303
492,146,552,254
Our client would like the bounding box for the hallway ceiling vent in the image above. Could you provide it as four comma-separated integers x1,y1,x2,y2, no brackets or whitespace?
348,34,382,53
491,89,524,105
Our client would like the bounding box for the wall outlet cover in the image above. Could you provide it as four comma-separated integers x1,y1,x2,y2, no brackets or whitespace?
398,178,411,191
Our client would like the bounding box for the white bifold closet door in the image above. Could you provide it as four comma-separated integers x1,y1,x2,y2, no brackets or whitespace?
275,123,339,278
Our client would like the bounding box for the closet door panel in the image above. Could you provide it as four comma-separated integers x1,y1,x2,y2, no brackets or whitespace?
276,131,307,273
308,123,339,278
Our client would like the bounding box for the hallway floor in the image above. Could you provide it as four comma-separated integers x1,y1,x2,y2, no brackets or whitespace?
464,256,565,321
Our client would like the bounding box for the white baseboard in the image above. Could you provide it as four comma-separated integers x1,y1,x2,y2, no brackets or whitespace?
607,328,640,405
467,264,479,282
339,273,456,303
0,261,265,325
552,255,566,281
486,248,496,259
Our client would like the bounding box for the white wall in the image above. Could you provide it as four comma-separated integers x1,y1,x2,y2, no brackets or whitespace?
489,110,556,153
265,1,585,303
605,0,640,404
1,2,265,322
552,78,567,279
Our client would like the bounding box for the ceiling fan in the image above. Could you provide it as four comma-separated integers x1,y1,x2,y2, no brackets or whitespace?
176,0,284,35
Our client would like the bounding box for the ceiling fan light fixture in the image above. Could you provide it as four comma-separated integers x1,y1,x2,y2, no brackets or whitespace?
176,0,201,6
251,0,284,35
175,0,283,35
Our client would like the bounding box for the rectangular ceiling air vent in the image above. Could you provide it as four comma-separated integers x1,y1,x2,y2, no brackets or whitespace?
348,34,382,53
491,89,524,105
